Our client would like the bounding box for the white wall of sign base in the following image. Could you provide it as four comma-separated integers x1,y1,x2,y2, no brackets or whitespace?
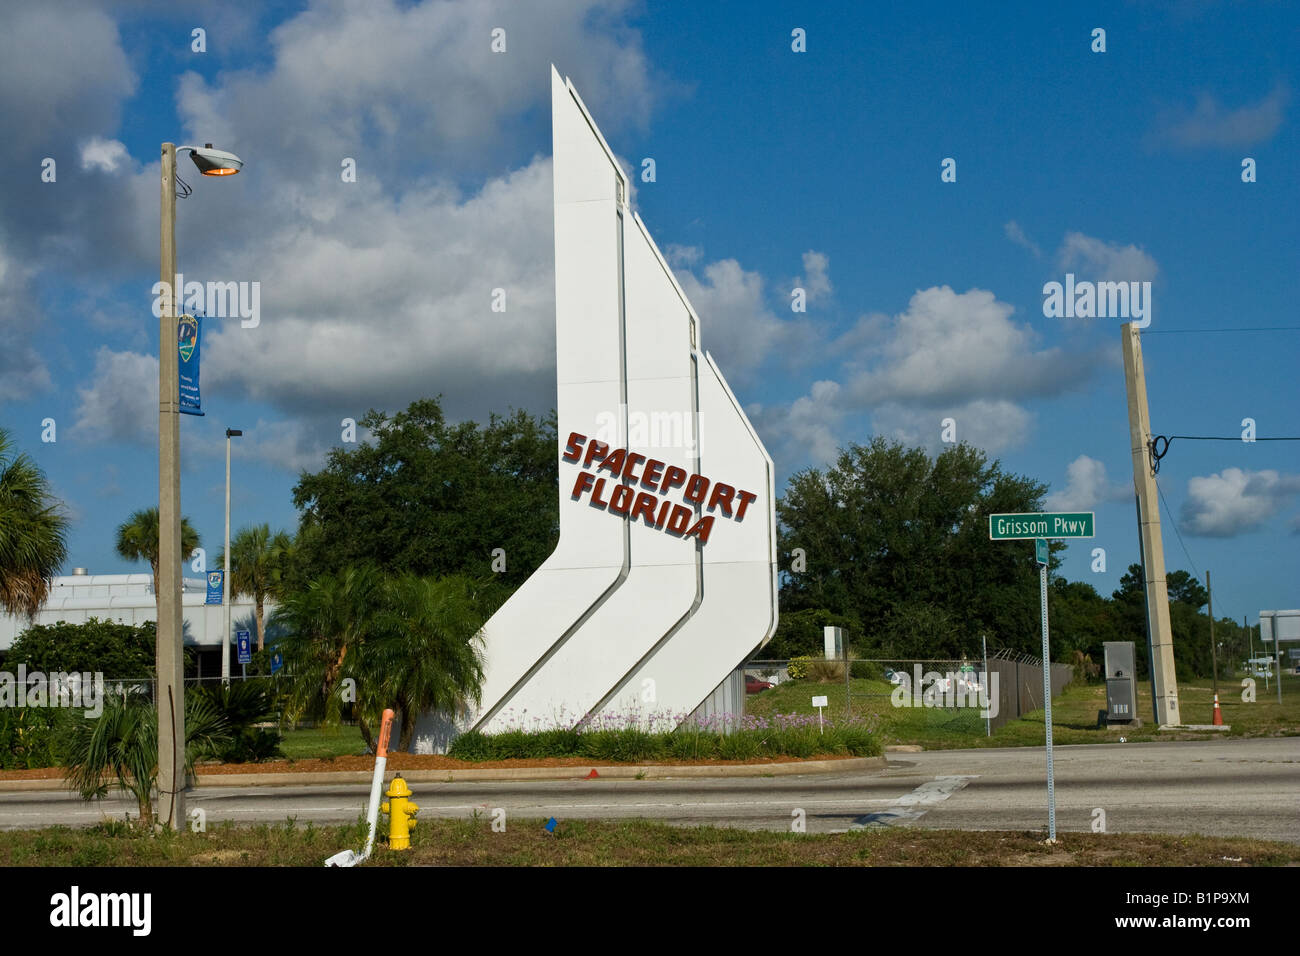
413,70,777,752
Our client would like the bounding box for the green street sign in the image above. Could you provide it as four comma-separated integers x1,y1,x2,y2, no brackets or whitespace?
1036,538,1049,565
989,512,1094,540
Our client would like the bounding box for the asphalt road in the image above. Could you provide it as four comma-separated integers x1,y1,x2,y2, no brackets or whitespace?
3,737,1296,842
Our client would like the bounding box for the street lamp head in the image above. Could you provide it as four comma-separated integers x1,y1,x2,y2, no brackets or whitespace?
226,428,243,438
184,143,243,176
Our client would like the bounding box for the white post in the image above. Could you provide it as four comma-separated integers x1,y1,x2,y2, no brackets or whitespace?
1040,562,1056,843
222,433,232,686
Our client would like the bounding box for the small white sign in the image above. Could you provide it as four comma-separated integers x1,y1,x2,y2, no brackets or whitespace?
811,695,828,708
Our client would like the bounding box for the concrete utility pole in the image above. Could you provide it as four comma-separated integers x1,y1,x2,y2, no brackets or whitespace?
157,143,186,829
1121,322,1181,726
1206,571,1218,699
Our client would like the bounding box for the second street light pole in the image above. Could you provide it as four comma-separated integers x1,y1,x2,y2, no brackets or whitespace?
223,428,242,686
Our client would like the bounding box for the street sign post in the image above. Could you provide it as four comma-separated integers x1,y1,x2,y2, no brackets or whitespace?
989,512,1094,540
987,513,1094,843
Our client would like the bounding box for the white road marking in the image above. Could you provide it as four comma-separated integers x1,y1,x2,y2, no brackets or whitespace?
848,775,978,829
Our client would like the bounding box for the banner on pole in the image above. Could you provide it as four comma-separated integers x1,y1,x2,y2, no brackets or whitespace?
178,313,204,416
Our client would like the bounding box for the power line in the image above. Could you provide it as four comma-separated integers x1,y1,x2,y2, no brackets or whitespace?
1143,326,1300,334
1148,434,1300,473
1154,476,1200,582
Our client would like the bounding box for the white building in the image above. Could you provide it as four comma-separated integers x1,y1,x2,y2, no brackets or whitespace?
0,570,263,678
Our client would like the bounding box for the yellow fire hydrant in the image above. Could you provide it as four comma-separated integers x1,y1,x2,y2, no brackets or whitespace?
380,776,418,850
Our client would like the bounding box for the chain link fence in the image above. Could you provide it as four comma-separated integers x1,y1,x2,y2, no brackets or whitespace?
742,647,1075,737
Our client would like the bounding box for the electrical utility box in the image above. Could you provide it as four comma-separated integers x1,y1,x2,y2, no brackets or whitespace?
1103,641,1138,724
823,626,844,660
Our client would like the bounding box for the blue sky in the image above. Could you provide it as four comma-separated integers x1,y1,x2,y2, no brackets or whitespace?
2,0,1296,632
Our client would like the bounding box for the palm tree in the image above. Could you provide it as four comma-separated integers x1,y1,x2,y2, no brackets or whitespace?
274,567,494,752
216,524,292,651
370,573,491,752
64,690,229,829
114,507,201,599
0,428,70,617
273,564,384,734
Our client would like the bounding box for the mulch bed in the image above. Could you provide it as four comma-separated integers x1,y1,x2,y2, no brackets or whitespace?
0,752,861,781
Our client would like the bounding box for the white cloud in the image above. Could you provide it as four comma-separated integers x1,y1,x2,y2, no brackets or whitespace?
843,285,1098,407
1004,221,1041,258
871,400,1034,455
1045,455,1130,511
0,243,51,401
1150,85,1288,149
1181,468,1300,537
1057,232,1159,284
80,137,129,173
673,257,787,383
795,250,832,302
71,348,157,445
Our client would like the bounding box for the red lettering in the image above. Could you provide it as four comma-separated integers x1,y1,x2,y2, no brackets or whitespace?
621,452,646,483
598,448,627,475
562,431,586,462
684,515,715,544
641,459,664,491
655,498,672,528
666,504,692,535
631,492,659,526
571,472,595,498
584,440,610,468
590,477,609,508
707,482,735,516
609,484,633,514
661,465,687,493
684,474,709,504
734,490,758,520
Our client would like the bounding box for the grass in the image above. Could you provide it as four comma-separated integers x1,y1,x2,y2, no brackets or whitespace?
745,672,1300,750
277,725,367,760
0,818,1294,866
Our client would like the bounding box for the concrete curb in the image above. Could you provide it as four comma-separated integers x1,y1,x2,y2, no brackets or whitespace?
0,756,886,792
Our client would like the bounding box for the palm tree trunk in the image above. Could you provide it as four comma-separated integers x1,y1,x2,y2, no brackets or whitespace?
255,599,265,652
357,712,374,752
397,700,416,753
150,560,160,603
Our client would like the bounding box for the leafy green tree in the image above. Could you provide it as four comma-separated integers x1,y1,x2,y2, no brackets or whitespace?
114,507,201,599
0,428,69,617
778,439,1047,657
8,618,157,676
216,523,292,651
290,398,558,589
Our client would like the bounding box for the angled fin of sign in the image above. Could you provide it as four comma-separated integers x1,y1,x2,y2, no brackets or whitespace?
414,68,776,750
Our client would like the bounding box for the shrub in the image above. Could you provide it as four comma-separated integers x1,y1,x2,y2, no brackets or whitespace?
805,659,845,682
191,681,283,763
0,707,79,769
718,730,762,761
850,659,881,680
787,655,814,680
447,730,492,761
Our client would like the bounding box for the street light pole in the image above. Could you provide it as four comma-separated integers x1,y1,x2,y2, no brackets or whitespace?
157,143,186,831
156,140,243,832
223,429,242,686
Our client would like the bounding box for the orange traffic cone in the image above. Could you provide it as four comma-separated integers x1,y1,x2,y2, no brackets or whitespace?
1212,693,1223,726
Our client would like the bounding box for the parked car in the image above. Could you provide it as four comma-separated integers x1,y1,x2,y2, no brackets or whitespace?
745,674,774,694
